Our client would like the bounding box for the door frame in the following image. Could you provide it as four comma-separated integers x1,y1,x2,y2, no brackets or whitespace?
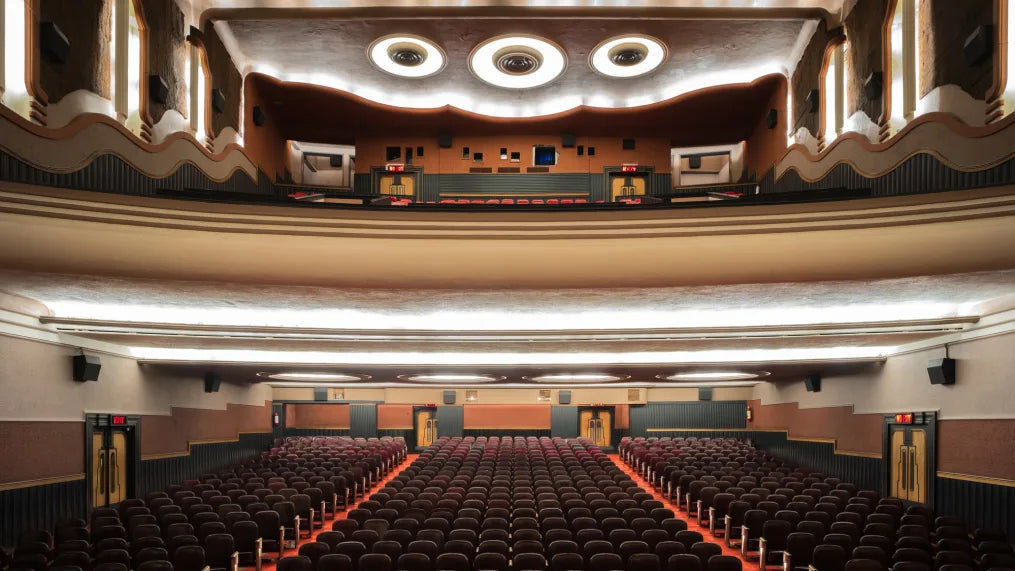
411,406,439,450
603,166,657,200
577,405,616,447
370,166,424,199
880,410,937,507
85,413,142,508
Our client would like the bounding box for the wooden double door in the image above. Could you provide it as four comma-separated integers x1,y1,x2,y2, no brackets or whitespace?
883,412,936,506
579,407,613,447
87,414,140,508
414,407,439,449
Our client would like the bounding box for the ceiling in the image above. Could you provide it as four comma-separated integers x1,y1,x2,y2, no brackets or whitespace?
212,4,821,117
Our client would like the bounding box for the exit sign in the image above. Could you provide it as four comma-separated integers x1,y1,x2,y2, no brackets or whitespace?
111,415,127,425
895,413,914,424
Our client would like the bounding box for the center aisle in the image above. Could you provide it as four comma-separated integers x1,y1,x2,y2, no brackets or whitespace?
609,454,760,571
260,453,419,571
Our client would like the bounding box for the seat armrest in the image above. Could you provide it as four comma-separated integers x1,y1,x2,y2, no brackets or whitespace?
741,526,750,558
696,500,703,521
708,507,716,535
759,537,768,569
782,549,791,571
255,537,263,571
278,526,285,557
230,551,239,571
319,501,327,522
308,509,315,530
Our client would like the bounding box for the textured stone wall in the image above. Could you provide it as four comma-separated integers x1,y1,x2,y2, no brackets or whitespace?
791,21,840,136
39,0,111,103
845,0,890,121
920,0,994,99
142,0,187,123
203,22,242,136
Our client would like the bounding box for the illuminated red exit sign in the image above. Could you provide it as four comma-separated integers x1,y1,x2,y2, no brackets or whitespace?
620,164,638,173
386,164,405,172
111,415,127,425
895,413,914,424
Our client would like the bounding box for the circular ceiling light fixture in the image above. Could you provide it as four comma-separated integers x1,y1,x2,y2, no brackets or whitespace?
589,35,667,78
257,372,371,382
398,374,506,383
657,371,770,382
368,35,446,78
525,374,630,383
469,35,566,89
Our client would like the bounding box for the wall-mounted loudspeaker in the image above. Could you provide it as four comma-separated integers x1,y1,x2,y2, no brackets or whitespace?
804,374,821,392
688,155,702,169
558,390,571,405
40,22,70,64
806,89,820,112
765,109,779,129
313,387,328,401
964,25,993,66
211,88,226,113
863,72,883,101
443,390,456,404
73,355,101,382
149,74,169,105
698,387,713,401
252,106,266,126
561,133,576,148
438,132,453,148
204,372,221,393
927,357,956,385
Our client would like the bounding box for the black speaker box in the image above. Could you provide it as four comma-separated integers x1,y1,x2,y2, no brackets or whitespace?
558,390,571,405
964,25,992,66
40,21,70,64
804,374,821,392
698,387,713,401
928,357,956,385
806,89,821,112
863,72,883,101
73,355,101,382
204,372,221,393
622,138,636,150
211,88,226,113
313,387,328,401
561,133,576,148
766,108,779,129
438,132,453,148
688,155,702,169
252,106,266,126
443,390,456,404
149,74,169,105
329,155,343,168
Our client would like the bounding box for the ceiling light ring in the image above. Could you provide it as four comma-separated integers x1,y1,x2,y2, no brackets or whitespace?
588,34,668,79
469,34,567,89
257,372,372,382
523,373,631,383
656,371,772,382
397,374,507,384
367,34,446,79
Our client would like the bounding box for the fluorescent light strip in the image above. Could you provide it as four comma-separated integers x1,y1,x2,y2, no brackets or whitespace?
130,346,892,365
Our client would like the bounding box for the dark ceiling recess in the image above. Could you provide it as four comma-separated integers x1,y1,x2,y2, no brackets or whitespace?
249,72,784,147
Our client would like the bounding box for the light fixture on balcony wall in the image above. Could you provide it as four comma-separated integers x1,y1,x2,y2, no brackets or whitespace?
589,35,667,78
398,374,506,383
657,371,770,381
525,373,629,383
469,35,566,89
368,35,446,78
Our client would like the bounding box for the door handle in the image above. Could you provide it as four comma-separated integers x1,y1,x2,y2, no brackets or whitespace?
896,444,906,496
909,445,919,497
96,450,106,496
110,449,118,494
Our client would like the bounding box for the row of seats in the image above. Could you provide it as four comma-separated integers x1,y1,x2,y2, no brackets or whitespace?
4,437,407,571
620,437,1014,571
270,435,744,571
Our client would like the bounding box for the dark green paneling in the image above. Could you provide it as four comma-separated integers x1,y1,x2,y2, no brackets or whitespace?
422,174,441,202
588,174,607,202
463,429,551,438
352,173,372,194
551,406,580,438
629,401,748,436
350,405,378,438
436,406,464,437
435,173,593,196
139,433,273,496
751,431,882,492
936,476,1015,542
282,428,351,437
646,429,756,439
0,478,87,549
648,173,673,195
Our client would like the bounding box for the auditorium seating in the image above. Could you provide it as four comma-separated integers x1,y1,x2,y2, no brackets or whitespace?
3,437,405,571
620,437,1014,571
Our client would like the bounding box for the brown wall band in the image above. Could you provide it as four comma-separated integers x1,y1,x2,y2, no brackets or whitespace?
462,404,551,429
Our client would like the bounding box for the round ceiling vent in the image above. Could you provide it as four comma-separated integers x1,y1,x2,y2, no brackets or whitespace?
368,35,446,78
470,35,566,89
590,35,667,78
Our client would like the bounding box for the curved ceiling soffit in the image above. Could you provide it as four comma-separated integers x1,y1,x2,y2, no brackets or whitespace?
248,72,785,125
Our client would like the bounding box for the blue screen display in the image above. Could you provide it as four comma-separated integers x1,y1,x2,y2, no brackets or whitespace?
534,146,556,166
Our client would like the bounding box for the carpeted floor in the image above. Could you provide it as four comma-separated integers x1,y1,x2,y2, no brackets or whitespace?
610,454,760,571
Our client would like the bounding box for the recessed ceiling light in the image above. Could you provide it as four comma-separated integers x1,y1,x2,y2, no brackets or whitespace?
470,35,566,89
368,35,446,78
658,371,771,381
589,35,667,78
525,374,630,383
398,374,506,383
257,372,370,382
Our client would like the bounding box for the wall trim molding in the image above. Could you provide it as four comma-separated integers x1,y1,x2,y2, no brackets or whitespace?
937,471,1015,488
141,430,273,461
0,473,86,491
645,427,883,458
